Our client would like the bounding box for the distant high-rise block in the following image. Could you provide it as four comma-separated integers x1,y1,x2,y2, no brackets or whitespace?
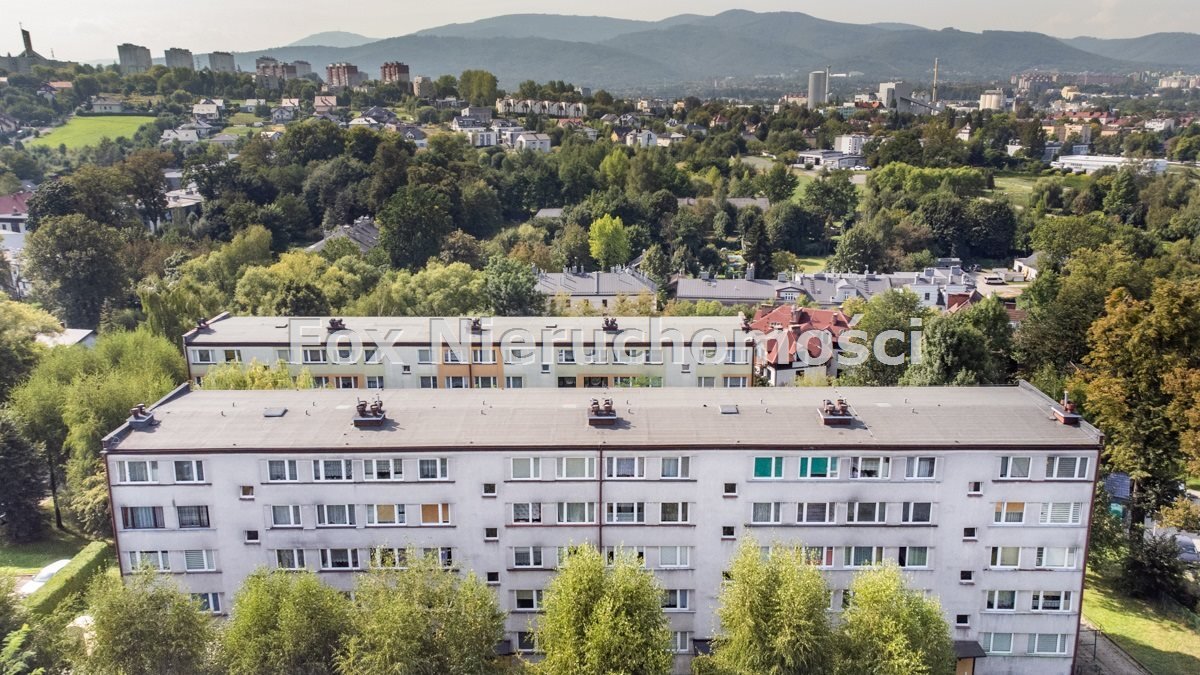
164,47,194,71
380,61,410,85
208,51,235,73
117,43,152,75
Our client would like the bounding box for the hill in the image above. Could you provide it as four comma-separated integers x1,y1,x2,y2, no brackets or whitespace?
287,31,379,48
412,14,656,42
1063,33,1200,69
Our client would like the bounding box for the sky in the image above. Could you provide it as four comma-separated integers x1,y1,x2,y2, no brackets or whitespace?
6,0,1196,63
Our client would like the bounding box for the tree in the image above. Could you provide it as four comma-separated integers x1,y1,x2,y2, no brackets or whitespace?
81,570,214,675
337,551,504,675
272,279,331,316
458,70,499,107
836,565,954,675
0,415,45,543
24,214,126,329
599,150,630,189
534,545,672,675
838,290,930,386
766,202,824,255
120,150,172,226
346,263,487,316
827,226,886,273
0,299,59,404
485,256,544,316
278,119,346,165
758,163,799,204
902,296,1012,386
804,170,859,231
219,569,351,675
1121,531,1186,601
588,214,631,269
740,207,774,279
1103,169,1140,224
378,185,454,270
705,540,834,673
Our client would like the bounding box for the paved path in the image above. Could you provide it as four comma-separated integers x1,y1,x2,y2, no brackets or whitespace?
1076,621,1153,675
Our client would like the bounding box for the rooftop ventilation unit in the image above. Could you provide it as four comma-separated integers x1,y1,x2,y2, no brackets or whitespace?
327,318,346,333
1053,392,1081,426
587,398,619,426
602,317,619,332
127,403,158,430
353,398,387,428
818,398,854,426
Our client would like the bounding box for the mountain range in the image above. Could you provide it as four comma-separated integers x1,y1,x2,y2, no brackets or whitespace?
218,10,1200,93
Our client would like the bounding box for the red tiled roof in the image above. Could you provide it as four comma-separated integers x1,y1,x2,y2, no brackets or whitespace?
0,191,33,217
750,304,851,363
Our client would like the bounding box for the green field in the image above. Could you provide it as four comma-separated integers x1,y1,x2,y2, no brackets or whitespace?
0,505,91,576
1083,571,1200,674
226,112,261,126
991,171,1091,208
28,115,156,150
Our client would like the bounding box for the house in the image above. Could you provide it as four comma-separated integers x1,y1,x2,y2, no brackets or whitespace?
360,106,398,125
280,98,301,109
675,197,770,212
750,304,851,383
348,116,380,130
451,116,486,132
305,216,380,255
465,128,497,147
833,134,869,154
179,120,214,138
515,132,552,153
242,99,268,112
210,133,240,149
259,130,284,142
395,125,427,148
1013,252,1043,280
1145,118,1177,133
657,133,686,148
35,328,96,349
313,96,339,114
91,97,124,114
533,208,565,221
192,103,221,122
0,191,32,254
160,129,200,146
535,268,658,309
625,129,657,148
161,185,205,228
270,107,296,124
461,106,493,123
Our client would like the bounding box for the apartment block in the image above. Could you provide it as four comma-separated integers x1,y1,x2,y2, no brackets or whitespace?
207,51,235,73
103,384,1099,674
116,43,152,74
181,314,757,390
380,61,410,85
326,62,366,89
164,47,194,70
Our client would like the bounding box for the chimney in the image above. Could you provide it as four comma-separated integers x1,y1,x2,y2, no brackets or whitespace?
127,403,157,430
353,397,387,428
818,398,855,426
1054,391,1082,425
587,397,620,426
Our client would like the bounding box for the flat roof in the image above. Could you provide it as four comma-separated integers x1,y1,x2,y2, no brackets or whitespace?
183,315,751,347
103,382,1103,454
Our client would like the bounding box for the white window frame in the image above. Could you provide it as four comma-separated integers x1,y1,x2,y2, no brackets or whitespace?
1039,502,1083,525
605,456,646,479
313,459,353,482
183,549,216,572
981,632,1013,654
127,550,169,571
662,589,691,611
444,375,467,389
192,592,222,614
511,457,542,480
512,502,542,524
556,348,575,364
1028,633,1069,655
1046,456,1090,480
117,460,158,484
898,546,928,568
851,456,890,479
1035,547,1078,569
670,631,691,653
844,546,884,567
419,375,438,389
804,546,836,568
999,456,1031,479
513,546,544,568
472,348,495,364
994,501,1026,524
363,458,403,481
847,502,887,524
276,549,306,570
267,459,298,482
751,502,783,524
365,503,405,526
514,589,544,611
417,348,433,364
905,456,936,479
1031,590,1072,612
696,376,716,388
989,546,1022,569
557,502,596,524
985,589,1017,611
365,375,384,389
556,457,596,479
723,376,748,388
191,348,215,364
315,504,356,527
901,502,932,524
660,502,690,524
418,457,449,480
173,460,205,483
270,505,303,528
302,347,326,364
473,375,497,389
606,501,646,524
660,456,690,479
752,456,784,479
659,546,690,568
443,348,463,364
798,502,836,524
798,456,838,479
505,376,524,388
319,548,361,570
420,503,452,525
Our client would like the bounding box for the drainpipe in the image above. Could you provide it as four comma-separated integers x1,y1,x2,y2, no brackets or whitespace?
597,447,605,553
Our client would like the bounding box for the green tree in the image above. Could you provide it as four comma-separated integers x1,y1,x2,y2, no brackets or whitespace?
24,215,126,329
81,570,214,675
278,119,346,166
458,70,499,107
902,296,1012,386
0,299,59,404
1121,531,1186,601
839,290,931,386
740,208,774,279
0,415,45,543
378,185,454,270
803,170,859,231
588,214,632,269
534,545,672,675
219,569,351,675
836,565,954,675
0,624,40,675
758,163,799,204
766,202,824,255
705,540,834,674
199,360,315,390
345,263,487,316
485,256,544,316
599,150,630,189
1103,169,1140,224
337,551,504,675
827,226,886,273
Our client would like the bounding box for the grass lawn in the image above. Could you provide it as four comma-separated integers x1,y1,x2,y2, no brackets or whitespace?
221,125,258,137
794,255,830,272
1083,570,1200,674
28,116,156,150
226,112,261,126
0,513,91,576
1187,476,1200,492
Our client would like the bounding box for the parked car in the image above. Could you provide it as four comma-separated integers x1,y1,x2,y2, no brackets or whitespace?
1177,534,1200,564
983,275,1006,285
18,559,71,596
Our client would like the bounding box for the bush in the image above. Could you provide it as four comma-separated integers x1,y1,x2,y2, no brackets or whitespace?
1121,531,1186,601
24,541,112,616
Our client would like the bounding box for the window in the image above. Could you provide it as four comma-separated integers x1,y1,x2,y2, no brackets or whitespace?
606,456,645,479
723,482,738,496
964,527,978,539
313,459,352,481
905,456,936,479
603,546,646,566
482,483,497,496
1028,633,1068,655
955,614,970,627
473,376,497,388
174,460,205,483
880,540,921,568
751,502,783,524
117,460,158,484
419,376,438,389
981,632,1013,654
511,457,541,480
851,456,890,479
127,550,169,571
418,458,448,480
176,506,210,529
512,502,542,524
271,505,303,528
727,348,750,364
472,348,495,364
276,549,306,570
319,548,360,570
484,527,498,540
960,570,974,583
420,503,452,525
723,376,748,388
659,546,690,568
558,502,596,524
696,376,716,388
302,348,326,364
798,502,835,524
968,481,983,494
845,546,884,567
424,547,454,568
370,548,408,569
557,348,575,364
753,456,784,479
316,504,356,527
722,525,736,538
986,590,1017,611
334,376,356,389
191,349,215,364
994,502,1025,524
364,347,380,364
445,376,467,389
184,549,216,572
798,456,838,479
245,530,260,543
662,589,691,611
275,348,291,363
118,506,164,528
1035,547,1077,569
514,589,544,611
804,546,836,567
443,349,463,364
192,592,222,614
365,504,405,526
364,458,403,481
223,349,242,363
505,347,533,364
268,459,298,482
1046,456,1089,479
557,376,576,388
999,456,1031,479
517,632,537,653
556,457,596,479
1031,591,1072,612
606,502,646,524
365,375,384,389
505,376,524,388
312,376,329,388
337,345,355,361
1039,502,1083,525
513,547,544,568
670,631,691,653
989,546,1021,568
660,502,690,523
661,457,690,479
417,348,433,364
848,502,887,524
901,502,932,523
486,571,500,584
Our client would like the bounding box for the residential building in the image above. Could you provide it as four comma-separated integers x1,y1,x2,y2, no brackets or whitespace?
180,314,755,390
1013,253,1043,281
208,51,235,73
191,102,221,122
0,191,32,253
535,269,658,308
313,96,339,114
465,128,497,147
515,132,552,153
270,107,295,124
833,134,868,155
462,106,494,123
293,61,312,77
305,217,379,256
103,383,1101,675
256,57,305,89
396,124,428,148
750,304,850,383
794,150,862,170
380,62,410,85
92,97,125,114
36,328,96,349
279,98,301,110
164,47,194,70
241,99,268,112
808,70,828,105
495,99,587,118
412,76,436,98
326,63,366,89
160,129,200,146
117,43,152,74
625,130,658,148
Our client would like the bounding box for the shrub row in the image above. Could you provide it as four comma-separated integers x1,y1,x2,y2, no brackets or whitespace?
24,541,112,616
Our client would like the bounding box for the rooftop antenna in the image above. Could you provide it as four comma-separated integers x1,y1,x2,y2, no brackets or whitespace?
932,58,939,104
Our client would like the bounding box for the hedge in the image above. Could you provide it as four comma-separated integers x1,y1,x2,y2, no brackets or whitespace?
24,541,112,616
